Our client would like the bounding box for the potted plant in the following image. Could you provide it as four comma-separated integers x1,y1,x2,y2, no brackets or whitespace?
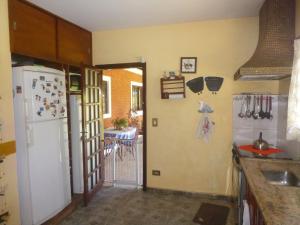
127,109,140,128
112,117,128,130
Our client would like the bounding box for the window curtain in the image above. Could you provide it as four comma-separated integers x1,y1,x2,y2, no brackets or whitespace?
287,39,300,141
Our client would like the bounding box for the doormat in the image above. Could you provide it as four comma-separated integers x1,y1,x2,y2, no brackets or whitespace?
193,203,229,225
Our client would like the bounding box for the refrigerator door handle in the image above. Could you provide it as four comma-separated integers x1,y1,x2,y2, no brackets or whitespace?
26,125,34,147
24,98,32,121
24,101,29,119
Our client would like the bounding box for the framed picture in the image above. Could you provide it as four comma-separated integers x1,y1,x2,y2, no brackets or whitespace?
180,57,197,73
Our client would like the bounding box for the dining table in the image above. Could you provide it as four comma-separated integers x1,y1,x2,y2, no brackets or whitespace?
103,126,138,186
104,127,137,140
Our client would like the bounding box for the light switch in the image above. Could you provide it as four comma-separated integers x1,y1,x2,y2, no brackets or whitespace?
152,118,158,127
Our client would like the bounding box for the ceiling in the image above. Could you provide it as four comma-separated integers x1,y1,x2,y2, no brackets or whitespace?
27,0,264,31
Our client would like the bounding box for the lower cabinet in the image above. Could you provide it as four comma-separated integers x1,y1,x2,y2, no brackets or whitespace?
246,183,266,225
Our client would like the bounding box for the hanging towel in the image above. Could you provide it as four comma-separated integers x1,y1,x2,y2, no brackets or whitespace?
242,200,250,225
196,114,215,142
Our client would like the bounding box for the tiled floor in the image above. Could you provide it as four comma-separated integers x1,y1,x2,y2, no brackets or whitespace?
60,187,237,225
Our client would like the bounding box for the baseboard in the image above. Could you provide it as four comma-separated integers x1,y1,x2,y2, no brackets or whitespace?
147,187,237,203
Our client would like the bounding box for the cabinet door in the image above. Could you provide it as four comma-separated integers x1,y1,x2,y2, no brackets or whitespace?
9,0,57,61
57,19,92,66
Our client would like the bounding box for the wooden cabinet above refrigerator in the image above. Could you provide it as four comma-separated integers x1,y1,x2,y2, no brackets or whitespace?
9,0,57,61
57,19,92,66
8,0,92,66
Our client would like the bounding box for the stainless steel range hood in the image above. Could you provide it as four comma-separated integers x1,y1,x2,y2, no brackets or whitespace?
234,0,295,81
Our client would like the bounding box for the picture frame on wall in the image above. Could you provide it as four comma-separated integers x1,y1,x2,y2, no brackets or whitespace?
180,57,197,73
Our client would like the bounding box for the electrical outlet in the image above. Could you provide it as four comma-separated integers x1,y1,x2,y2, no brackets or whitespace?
152,118,158,127
152,170,161,176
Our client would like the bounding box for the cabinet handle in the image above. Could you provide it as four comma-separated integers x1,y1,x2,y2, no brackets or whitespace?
13,21,17,31
88,48,91,55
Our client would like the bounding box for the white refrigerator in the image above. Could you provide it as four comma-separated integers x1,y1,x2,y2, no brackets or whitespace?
69,95,84,194
13,66,71,225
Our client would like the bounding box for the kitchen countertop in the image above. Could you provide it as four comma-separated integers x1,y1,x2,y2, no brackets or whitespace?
240,157,300,225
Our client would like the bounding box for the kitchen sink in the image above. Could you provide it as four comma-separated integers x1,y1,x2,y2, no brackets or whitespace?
261,170,300,187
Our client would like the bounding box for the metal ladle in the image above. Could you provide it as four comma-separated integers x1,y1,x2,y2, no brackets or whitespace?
264,96,269,118
269,96,273,120
252,96,258,119
259,95,265,119
254,96,260,119
238,97,246,118
246,95,252,118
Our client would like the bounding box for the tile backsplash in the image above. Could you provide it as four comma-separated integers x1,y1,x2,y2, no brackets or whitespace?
233,95,300,160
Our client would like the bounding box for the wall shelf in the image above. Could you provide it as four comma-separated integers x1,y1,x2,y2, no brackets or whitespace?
160,76,185,99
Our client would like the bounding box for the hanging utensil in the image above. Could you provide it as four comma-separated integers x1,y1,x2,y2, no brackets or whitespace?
238,97,246,118
265,96,270,119
254,96,260,119
246,95,252,118
259,95,265,119
264,96,269,118
251,96,258,119
269,96,273,120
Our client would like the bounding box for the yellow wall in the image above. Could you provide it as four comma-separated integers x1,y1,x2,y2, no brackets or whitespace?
93,18,280,195
0,0,20,224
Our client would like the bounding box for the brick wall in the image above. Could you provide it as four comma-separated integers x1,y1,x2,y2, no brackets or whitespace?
103,69,143,128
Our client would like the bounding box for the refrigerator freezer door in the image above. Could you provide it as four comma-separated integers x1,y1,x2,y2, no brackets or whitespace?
24,70,67,122
60,118,72,203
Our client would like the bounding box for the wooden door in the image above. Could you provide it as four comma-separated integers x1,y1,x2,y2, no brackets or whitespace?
81,66,104,205
57,19,92,66
9,0,57,61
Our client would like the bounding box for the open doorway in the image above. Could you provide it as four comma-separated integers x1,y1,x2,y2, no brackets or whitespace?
97,63,147,190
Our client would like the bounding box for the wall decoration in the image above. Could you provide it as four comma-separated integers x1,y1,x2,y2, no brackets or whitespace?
205,76,224,94
160,76,185,99
196,114,215,143
180,57,197,73
198,101,213,113
186,77,204,94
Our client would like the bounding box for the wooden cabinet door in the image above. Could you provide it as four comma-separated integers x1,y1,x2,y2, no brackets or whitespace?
9,0,56,61
57,19,92,66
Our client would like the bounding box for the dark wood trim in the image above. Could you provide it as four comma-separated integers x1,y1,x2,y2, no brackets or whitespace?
8,0,14,54
80,66,88,206
64,65,74,196
97,62,144,70
95,62,147,191
89,33,93,66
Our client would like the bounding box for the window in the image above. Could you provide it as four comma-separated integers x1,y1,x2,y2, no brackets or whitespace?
102,76,111,118
131,81,143,115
